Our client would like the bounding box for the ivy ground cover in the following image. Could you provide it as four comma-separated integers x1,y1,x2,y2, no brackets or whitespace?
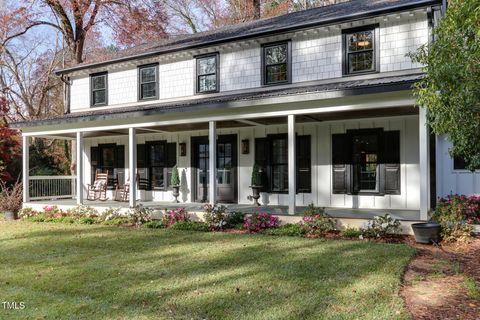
0,221,414,319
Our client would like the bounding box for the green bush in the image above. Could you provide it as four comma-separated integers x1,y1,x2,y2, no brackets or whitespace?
262,224,306,237
143,220,169,229
103,217,132,226
341,228,362,238
26,214,46,222
301,205,337,236
77,217,97,225
226,212,245,227
203,204,227,230
362,214,401,238
171,165,180,186
433,195,474,241
170,221,210,232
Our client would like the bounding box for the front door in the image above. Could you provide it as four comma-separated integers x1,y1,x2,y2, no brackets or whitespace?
192,135,237,203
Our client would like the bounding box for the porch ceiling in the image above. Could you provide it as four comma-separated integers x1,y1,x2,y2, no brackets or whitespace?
32,106,417,139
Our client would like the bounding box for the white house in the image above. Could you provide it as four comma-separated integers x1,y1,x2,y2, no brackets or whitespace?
11,0,448,228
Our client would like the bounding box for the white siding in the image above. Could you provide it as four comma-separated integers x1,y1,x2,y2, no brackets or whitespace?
82,115,420,210
436,135,480,196
108,69,137,105
159,59,194,99
220,45,261,91
70,76,89,111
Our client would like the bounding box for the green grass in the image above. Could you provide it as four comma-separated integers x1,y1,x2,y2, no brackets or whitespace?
0,221,415,320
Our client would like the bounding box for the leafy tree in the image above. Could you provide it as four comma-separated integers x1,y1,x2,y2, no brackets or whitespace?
0,97,21,182
411,0,480,170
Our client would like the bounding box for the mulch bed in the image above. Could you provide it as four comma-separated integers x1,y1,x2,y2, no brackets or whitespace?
401,237,480,320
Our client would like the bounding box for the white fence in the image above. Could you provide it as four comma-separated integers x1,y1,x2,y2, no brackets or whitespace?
29,176,77,201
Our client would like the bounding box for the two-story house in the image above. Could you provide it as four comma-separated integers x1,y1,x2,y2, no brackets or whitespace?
12,0,446,229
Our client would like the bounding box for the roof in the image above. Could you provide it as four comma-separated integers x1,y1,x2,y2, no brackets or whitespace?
56,0,440,75
10,72,422,128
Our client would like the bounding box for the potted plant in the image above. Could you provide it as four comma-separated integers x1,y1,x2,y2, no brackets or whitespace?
171,165,180,203
0,180,23,221
411,222,441,244
250,163,262,206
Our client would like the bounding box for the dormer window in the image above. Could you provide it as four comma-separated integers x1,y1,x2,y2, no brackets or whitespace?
196,53,219,93
90,72,108,106
342,25,379,75
138,64,158,100
262,41,291,85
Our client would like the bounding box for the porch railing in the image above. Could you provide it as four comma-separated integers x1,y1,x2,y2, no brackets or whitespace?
29,176,77,201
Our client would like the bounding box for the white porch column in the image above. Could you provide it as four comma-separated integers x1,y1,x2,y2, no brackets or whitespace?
209,121,217,205
22,135,29,203
288,114,296,215
129,128,137,207
419,107,430,221
76,132,84,205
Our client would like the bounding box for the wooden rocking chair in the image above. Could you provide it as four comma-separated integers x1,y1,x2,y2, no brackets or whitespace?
87,170,109,201
114,181,130,202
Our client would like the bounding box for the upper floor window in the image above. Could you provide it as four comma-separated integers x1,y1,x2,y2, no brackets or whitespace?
342,25,379,75
138,64,158,100
196,53,219,93
262,41,291,85
90,72,107,106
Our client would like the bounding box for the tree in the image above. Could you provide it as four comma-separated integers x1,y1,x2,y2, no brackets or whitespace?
0,97,21,182
410,0,480,171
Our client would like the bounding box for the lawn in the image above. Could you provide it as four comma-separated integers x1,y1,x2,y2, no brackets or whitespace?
0,221,415,320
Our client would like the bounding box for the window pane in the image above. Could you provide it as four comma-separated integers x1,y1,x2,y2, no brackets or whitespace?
141,82,156,99
266,64,287,83
151,167,164,189
102,147,115,168
198,74,217,92
92,90,106,105
273,164,288,191
141,67,156,83
348,51,374,73
265,45,287,65
149,144,165,166
348,31,373,52
198,56,216,75
352,134,378,191
92,75,106,90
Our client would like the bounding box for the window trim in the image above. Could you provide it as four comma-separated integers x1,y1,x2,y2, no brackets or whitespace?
137,63,159,101
341,24,380,76
90,72,108,107
261,40,292,86
195,52,220,94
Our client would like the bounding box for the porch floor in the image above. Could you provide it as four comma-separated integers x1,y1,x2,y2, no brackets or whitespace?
26,199,423,221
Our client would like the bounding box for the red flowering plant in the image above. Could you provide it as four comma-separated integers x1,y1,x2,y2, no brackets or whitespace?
243,212,279,232
163,208,190,226
435,194,480,225
301,205,337,236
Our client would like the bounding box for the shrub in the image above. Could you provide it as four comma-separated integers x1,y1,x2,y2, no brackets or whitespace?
251,163,262,186
0,180,23,214
18,207,41,219
171,165,180,186
103,217,131,226
433,194,476,241
203,204,228,230
26,214,47,222
170,221,210,232
341,228,363,238
163,208,190,226
77,217,97,225
143,220,169,229
127,205,152,225
243,212,279,232
301,205,337,236
262,223,306,237
66,205,99,219
225,212,245,228
101,207,125,222
361,214,401,238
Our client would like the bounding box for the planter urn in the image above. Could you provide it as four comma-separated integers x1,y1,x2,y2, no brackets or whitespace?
3,211,17,221
411,222,441,244
172,185,180,203
250,185,262,206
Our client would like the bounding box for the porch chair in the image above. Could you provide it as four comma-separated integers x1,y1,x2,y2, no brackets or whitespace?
87,170,109,201
114,173,139,202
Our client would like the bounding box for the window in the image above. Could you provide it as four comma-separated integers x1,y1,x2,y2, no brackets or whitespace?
196,53,219,93
332,129,400,195
90,73,107,106
90,144,125,189
138,64,158,100
262,41,291,85
342,25,379,75
136,141,176,190
453,156,479,171
255,135,311,193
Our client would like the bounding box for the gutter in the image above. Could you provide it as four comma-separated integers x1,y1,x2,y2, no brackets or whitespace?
55,0,441,75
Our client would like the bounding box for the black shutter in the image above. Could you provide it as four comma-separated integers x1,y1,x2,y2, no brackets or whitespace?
115,145,125,186
382,131,400,194
296,135,311,193
137,144,149,190
90,146,99,184
332,133,351,194
255,138,269,192
166,142,177,188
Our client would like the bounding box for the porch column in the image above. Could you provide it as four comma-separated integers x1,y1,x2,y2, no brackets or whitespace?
76,132,84,205
288,114,296,215
419,107,430,221
209,121,217,205
22,135,29,203
128,127,137,207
